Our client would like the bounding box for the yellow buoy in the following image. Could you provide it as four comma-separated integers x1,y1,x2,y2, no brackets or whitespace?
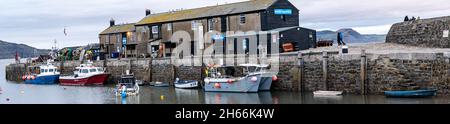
160,95,165,100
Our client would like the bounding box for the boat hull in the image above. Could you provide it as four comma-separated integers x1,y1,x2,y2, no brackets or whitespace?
384,89,437,98
204,74,261,93
24,75,60,84
175,80,199,89
259,77,272,91
59,74,109,86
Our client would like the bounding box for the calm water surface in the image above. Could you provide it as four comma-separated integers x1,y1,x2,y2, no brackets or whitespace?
1,59,450,104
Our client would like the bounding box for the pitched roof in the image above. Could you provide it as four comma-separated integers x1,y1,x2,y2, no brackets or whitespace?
99,23,136,35
137,0,278,25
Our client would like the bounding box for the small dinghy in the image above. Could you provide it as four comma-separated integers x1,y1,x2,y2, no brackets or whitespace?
384,89,437,98
152,82,170,87
313,91,343,96
174,78,199,89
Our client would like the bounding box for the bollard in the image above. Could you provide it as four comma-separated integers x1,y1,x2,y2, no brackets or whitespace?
297,51,304,92
322,51,329,91
360,49,367,95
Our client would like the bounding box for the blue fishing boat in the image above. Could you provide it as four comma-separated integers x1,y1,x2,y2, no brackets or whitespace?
384,89,437,98
23,61,60,84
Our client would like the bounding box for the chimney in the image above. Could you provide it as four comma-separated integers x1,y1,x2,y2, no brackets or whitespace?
146,9,151,16
110,18,115,27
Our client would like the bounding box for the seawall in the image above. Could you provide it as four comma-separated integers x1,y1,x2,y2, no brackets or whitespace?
5,52,450,95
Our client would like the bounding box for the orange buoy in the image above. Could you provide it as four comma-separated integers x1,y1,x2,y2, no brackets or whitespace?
227,79,233,84
214,83,221,89
272,75,278,81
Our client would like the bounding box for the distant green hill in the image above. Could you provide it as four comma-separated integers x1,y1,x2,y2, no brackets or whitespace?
317,28,386,43
0,40,50,59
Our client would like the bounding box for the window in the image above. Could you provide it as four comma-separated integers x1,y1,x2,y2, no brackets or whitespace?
151,25,159,39
208,19,214,31
191,41,195,56
240,14,246,24
167,23,172,31
191,21,197,30
49,69,54,72
234,38,238,55
82,69,89,74
89,69,97,73
281,15,286,21
97,68,104,72
243,38,249,54
40,69,45,73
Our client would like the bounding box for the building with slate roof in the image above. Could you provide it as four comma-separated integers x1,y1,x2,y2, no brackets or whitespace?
100,0,316,58
99,19,137,58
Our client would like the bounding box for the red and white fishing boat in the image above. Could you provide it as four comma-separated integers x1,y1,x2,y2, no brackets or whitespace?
59,62,109,86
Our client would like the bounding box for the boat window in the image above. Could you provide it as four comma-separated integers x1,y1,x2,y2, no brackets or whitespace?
49,69,54,72
44,69,48,73
97,68,104,72
41,69,45,73
82,69,89,73
89,69,97,73
56,69,60,73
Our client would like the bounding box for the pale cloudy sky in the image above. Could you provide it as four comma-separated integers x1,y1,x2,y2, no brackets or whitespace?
1,0,450,49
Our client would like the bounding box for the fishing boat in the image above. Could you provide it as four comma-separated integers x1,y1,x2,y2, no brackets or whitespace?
115,71,139,97
204,65,262,93
23,61,60,84
239,64,277,91
313,91,344,96
174,78,199,89
384,89,437,98
59,62,109,86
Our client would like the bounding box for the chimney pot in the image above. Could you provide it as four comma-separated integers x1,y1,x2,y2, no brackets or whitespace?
146,9,151,16
110,18,115,27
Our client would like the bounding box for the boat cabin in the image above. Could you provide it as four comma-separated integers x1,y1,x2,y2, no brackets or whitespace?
119,75,136,88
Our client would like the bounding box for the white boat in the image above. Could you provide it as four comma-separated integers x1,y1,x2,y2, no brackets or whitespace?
115,72,140,97
313,91,343,96
174,78,199,89
204,65,262,93
239,64,277,91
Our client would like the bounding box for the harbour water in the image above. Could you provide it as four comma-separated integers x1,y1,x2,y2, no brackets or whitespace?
2,59,450,104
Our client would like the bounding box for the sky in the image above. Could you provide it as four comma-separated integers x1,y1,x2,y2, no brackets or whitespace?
1,0,450,49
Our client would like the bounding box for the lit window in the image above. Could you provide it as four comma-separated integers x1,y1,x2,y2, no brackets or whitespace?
240,14,246,24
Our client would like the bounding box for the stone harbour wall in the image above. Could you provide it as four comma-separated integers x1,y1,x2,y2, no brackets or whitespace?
5,52,450,95
386,16,450,48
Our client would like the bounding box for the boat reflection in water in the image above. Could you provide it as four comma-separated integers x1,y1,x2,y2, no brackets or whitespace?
115,94,140,104
204,92,273,104
175,89,202,104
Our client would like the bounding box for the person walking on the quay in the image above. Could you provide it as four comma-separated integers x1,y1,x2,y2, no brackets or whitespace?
337,32,346,46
